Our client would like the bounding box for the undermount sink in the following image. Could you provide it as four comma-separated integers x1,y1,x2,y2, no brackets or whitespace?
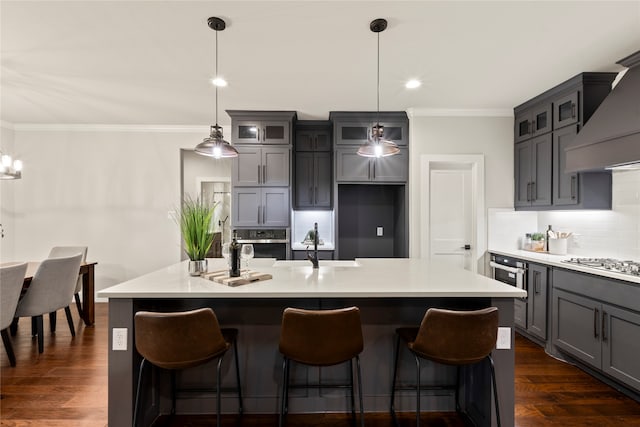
271,260,360,268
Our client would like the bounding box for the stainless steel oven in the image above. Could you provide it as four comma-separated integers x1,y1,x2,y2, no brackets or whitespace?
490,254,527,294
236,229,290,260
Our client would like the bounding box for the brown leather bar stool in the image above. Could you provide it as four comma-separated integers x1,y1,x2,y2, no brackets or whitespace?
133,308,242,427
278,306,365,427
390,307,500,427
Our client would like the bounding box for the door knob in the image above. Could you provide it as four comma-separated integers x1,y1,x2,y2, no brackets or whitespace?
461,244,471,250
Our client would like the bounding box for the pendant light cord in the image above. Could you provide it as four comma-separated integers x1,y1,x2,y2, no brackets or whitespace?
376,30,380,127
214,27,219,127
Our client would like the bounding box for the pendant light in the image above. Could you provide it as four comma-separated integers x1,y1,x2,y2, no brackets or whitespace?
357,18,400,158
195,17,238,159
0,150,23,180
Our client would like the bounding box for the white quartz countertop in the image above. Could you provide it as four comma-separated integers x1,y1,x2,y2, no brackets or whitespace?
98,258,527,299
490,249,640,285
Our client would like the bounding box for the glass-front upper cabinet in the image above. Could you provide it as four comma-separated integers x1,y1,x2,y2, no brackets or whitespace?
514,103,552,143
553,91,579,130
227,111,296,145
232,120,290,145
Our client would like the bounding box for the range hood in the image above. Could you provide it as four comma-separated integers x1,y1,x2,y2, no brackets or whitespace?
566,50,640,172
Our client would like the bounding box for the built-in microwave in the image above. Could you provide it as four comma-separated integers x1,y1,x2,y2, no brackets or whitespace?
490,254,527,296
236,229,290,260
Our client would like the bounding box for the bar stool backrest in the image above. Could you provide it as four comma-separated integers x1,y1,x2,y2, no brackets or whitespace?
279,306,363,366
411,307,498,365
134,308,229,370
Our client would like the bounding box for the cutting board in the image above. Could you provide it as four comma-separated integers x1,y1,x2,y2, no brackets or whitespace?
202,269,272,287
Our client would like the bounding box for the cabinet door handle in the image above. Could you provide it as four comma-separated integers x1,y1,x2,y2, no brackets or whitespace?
263,165,267,184
531,182,536,201
257,205,261,224
594,308,599,338
263,205,266,224
602,311,607,342
526,182,531,202
257,165,261,184
571,175,577,199
571,103,576,118
372,161,376,180
534,271,540,294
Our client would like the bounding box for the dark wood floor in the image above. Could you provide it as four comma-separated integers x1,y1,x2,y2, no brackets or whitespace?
1,304,640,426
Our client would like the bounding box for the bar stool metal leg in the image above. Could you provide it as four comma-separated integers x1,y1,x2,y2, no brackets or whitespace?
170,370,177,415
279,357,290,427
389,334,401,426
233,337,244,415
488,355,501,427
356,355,365,427
133,358,148,427
455,366,461,412
216,355,224,427
415,354,421,427
349,359,356,426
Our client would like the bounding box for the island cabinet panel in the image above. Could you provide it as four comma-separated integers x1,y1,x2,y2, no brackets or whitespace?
552,268,640,392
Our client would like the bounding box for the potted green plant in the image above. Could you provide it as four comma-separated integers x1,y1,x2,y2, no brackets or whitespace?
530,232,546,252
178,196,218,276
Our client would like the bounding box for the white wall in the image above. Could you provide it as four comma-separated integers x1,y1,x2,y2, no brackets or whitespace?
537,169,640,259
2,126,216,297
0,124,17,260
408,115,514,258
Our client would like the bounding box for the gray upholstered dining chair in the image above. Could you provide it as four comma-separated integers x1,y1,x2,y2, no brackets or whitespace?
1,262,28,366
48,246,88,320
14,254,83,353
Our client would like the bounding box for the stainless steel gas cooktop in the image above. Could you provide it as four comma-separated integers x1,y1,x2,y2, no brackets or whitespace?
562,258,640,277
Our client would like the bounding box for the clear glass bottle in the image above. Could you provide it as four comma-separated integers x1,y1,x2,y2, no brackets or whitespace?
524,233,532,250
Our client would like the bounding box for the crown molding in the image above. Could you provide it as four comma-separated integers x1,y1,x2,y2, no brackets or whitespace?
1,120,15,130
407,108,513,118
9,124,213,133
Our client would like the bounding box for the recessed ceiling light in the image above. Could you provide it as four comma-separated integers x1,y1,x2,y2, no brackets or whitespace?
211,77,227,87
405,79,421,89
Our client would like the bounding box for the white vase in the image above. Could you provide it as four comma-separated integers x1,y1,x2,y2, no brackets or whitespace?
188,259,207,276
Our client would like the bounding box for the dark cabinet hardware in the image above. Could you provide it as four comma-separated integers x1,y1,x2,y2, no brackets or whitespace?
571,176,577,199
594,308,599,338
602,311,607,342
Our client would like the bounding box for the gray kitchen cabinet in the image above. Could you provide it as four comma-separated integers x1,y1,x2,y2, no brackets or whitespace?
514,299,527,330
227,110,296,145
554,288,602,369
294,152,332,209
336,147,408,183
296,129,331,152
232,187,289,228
527,263,548,341
293,122,333,209
233,146,289,187
514,72,616,211
330,111,409,147
514,102,553,143
552,268,640,392
552,90,579,130
552,124,613,209
514,134,552,208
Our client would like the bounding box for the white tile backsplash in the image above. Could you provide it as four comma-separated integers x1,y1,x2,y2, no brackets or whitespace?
489,170,640,260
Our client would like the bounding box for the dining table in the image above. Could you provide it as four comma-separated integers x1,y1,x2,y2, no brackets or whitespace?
15,261,98,326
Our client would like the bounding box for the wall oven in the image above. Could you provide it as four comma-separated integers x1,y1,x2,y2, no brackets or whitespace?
490,254,527,296
236,229,290,260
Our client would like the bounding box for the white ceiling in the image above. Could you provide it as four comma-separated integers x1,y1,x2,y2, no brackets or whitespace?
1,1,639,126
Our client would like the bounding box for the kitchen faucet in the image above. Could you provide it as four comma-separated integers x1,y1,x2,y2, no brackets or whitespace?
307,222,319,269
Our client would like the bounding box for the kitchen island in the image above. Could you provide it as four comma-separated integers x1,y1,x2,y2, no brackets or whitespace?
99,258,526,427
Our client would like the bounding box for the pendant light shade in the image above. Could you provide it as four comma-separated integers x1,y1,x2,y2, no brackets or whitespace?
195,17,238,159
358,18,400,158
0,151,23,180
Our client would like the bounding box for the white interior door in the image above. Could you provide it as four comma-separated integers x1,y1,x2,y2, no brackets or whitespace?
429,166,474,271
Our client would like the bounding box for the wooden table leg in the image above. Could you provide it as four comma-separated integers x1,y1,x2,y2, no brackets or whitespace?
81,264,95,326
